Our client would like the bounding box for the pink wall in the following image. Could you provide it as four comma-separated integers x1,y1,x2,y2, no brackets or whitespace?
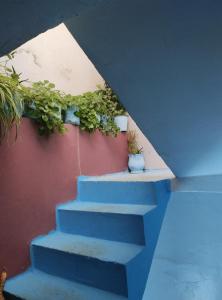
0,118,127,277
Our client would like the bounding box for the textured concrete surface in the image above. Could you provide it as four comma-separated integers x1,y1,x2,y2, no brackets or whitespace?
58,201,155,215
143,180,222,300
5,270,127,300
57,201,154,245
77,177,170,205
32,232,143,264
86,169,174,182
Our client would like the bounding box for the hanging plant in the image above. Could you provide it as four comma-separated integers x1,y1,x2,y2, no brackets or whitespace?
98,82,126,114
74,92,102,133
62,94,80,125
97,83,128,132
0,51,24,142
74,90,120,136
0,74,23,142
22,81,66,136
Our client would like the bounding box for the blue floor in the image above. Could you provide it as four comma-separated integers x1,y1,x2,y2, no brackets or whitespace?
143,176,222,300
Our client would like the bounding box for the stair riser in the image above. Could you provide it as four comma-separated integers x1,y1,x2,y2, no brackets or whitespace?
57,210,145,245
77,180,156,204
31,246,128,296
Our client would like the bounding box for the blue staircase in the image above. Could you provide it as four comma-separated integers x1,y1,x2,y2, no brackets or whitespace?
4,177,170,300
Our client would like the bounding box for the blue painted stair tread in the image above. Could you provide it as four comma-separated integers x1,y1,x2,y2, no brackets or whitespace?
58,201,156,215
57,202,155,245
32,232,143,264
31,232,144,296
77,177,159,205
5,270,127,300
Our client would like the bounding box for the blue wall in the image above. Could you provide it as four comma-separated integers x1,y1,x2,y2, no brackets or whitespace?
65,0,222,177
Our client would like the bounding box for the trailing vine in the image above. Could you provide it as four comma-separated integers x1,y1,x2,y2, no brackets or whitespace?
0,51,126,138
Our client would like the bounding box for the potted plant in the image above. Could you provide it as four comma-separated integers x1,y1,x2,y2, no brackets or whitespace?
114,111,128,132
65,105,80,125
74,92,101,133
94,89,120,137
127,130,145,173
98,83,128,132
0,74,23,142
63,94,80,125
22,81,66,136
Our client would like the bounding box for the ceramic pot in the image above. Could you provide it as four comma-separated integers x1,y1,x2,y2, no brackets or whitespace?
128,153,145,173
65,106,80,125
114,115,128,131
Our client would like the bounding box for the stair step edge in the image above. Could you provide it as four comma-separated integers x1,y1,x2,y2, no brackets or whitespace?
31,232,144,265
57,201,156,215
5,270,127,300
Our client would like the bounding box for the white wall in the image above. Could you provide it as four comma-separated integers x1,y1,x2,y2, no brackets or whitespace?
2,23,104,95
0,23,170,171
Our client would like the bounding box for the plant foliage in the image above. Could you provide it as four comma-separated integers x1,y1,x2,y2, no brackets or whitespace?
127,130,143,154
75,90,120,136
75,92,102,133
97,83,126,116
0,74,23,142
0,51,127,139
0,51,24,142
22,81,66,136
22,82,126,137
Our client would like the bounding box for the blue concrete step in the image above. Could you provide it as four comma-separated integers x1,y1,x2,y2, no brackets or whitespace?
77,176,158,204
31,232,143,296
5,177,170,300
57,201,156,244
5,270,127,300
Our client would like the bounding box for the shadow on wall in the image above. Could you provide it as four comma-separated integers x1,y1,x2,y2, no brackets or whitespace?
0,118,127,277
0,1,105,57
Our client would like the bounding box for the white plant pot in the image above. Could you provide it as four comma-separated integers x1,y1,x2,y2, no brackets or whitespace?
96,114,101,122
128,154,145,173
114,115,128,132
101,115,108,125
65,106,80,125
